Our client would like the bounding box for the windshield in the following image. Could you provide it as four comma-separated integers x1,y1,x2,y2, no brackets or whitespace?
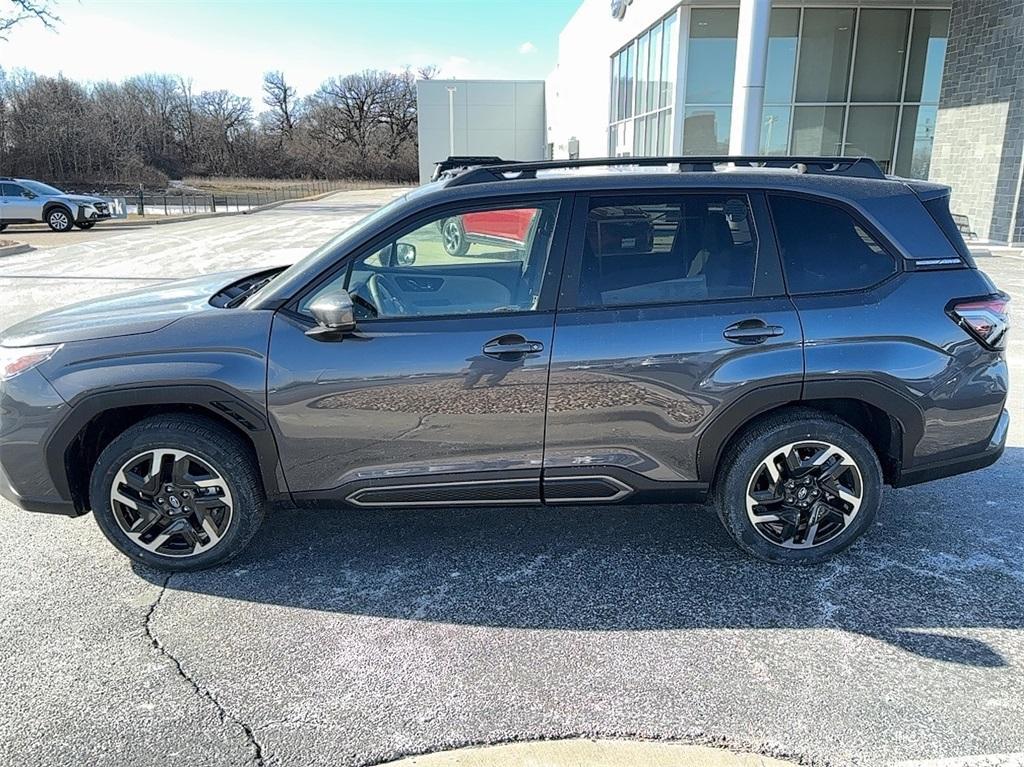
243,190,411,306
21,180,65,196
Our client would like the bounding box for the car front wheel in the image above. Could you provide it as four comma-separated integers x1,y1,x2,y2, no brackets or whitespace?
89,415,266,571
46,208,74,232
715,410,882,564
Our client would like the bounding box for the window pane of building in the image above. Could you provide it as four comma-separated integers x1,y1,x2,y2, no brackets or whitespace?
760,106,792,155
905,10,950,103
683,107,731,154
895,105,938,178
845,106,899,172
765,8,800,104
796,8,856,103
686,9,738,104
610,54,620,122
637,32,650,115
661,13,678,108
851,9,910,102
649,23,663,112
622,42,630,118
791,105,845,155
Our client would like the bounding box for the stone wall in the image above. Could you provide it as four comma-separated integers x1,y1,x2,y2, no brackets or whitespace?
929,0,1024,245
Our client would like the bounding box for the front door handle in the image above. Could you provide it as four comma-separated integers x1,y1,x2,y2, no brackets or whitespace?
723,320,785,345
482,334,545,358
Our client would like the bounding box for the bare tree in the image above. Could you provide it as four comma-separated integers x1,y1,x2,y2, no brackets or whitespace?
0,0,59,40
262,70,297,139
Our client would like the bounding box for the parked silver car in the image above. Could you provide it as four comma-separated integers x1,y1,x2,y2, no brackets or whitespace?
0,178,112,232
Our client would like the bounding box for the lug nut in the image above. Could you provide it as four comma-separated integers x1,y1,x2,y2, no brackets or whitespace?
157,497,165,504
182,490,192,498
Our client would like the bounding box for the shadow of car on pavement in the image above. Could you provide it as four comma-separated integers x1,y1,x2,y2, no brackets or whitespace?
134,447,1024,669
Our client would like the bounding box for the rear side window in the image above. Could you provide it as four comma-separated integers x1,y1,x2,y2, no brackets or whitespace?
769,196,896,295
577,194,758,307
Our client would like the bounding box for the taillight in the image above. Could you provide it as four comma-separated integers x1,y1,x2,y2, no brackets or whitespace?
949,294,1010,350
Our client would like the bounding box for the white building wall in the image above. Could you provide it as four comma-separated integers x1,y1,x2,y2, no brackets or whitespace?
416,79,546,183
547,0,681,159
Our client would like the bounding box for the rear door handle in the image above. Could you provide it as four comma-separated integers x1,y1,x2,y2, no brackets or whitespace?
723,320,785,345
482,334,545,358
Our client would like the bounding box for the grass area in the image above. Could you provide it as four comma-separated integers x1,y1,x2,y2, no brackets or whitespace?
182,176,411,195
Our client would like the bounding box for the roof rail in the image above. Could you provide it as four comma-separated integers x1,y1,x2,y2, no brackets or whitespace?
431,155,522,182
444,155,885,187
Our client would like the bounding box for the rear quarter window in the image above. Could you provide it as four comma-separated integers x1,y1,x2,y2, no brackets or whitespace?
769,195,897,295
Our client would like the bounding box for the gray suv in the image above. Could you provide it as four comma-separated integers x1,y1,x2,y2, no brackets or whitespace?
0,156,1010,571
0,178,112,232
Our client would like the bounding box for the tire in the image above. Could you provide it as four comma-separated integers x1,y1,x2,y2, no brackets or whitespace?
75,221,96,230
0,223,7,232
714,409,882,564
46,207,74,232
89,414,266,571
441,217,469,256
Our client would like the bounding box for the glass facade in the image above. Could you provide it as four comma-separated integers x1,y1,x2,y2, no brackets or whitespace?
609,11,678,156
612,4,950,177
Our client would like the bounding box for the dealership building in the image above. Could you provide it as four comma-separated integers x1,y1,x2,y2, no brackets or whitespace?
417,0,1023,244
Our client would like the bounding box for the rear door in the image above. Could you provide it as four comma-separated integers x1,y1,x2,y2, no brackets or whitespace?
3,184,38,220
541,190,804,503
267,194,571,506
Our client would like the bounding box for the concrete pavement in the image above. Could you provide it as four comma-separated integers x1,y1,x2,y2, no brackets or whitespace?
0,194,1022,767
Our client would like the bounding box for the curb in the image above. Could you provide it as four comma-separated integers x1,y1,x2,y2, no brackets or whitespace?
0,242,34,258
374,739,801,767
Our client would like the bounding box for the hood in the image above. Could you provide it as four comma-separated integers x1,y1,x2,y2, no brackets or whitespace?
0,267,276,347
60,194,108,205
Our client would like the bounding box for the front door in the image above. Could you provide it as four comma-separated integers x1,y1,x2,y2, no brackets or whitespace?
267,195,570,506
542,190,804,502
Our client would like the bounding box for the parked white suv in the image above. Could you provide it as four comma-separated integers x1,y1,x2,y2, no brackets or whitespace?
0,178,112,232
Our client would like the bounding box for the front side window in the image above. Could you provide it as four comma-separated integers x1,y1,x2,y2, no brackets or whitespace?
769,195,896,295
576,194,758,308
301,200,560,320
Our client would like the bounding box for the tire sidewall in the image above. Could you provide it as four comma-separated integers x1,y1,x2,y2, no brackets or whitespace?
47,207,73,232
89,424,263,571
718,419,882,564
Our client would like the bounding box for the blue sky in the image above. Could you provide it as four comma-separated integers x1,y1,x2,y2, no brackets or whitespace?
1,0,580,107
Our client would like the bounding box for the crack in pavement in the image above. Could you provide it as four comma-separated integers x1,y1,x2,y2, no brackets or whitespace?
143,574,268,767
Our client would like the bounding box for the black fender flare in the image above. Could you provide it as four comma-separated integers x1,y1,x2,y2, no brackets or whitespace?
695,379,924,482
44,384,288,506
43,201,75,221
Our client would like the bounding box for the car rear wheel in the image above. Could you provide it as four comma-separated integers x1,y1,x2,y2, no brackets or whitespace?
46,207,74,232
89,415,266,571
441,217,469,256
715,410,882,564
75,221,96,230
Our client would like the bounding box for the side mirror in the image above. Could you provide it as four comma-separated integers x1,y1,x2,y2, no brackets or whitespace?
395,242,417,266
307,289,356,337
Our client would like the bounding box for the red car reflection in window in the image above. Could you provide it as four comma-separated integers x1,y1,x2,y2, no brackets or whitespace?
440,208,539,256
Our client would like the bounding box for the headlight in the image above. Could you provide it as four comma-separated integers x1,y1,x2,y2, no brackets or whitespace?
0,345,61,381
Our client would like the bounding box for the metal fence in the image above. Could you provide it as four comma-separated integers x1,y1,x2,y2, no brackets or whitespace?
71,180,351,218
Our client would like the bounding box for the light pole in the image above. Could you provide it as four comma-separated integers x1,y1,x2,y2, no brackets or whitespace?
447,86,457,156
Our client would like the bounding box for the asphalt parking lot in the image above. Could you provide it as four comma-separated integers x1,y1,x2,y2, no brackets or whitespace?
0,193,1022,767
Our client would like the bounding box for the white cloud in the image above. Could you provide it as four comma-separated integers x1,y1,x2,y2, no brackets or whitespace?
518,41,537,55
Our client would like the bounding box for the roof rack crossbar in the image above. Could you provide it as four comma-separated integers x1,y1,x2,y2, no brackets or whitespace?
444,155,885,187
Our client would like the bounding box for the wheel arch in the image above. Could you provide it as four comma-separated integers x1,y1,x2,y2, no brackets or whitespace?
698,380,924,488
43,201,74,219
45,385,288,514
